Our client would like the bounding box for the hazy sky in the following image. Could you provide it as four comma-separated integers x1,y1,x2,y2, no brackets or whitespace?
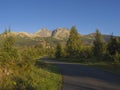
0,0,120,35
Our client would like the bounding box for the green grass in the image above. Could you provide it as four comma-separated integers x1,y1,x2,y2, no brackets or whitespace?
0,59,62,90
55,57,120,75
34,60,62,90
86,62,120,75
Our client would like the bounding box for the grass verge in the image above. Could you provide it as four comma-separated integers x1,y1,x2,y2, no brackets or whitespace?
35,60,62,90
86,62,120,75
54,57,120,75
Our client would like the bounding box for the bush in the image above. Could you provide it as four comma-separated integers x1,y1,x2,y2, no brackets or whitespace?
79,46,93,59
114,52,120,63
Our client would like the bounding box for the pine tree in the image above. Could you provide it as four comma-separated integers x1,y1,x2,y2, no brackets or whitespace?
117,37,120,53
107,35,119,55
93,29,103,57
55,43,62,58
66,26,81,57
107,35,120,62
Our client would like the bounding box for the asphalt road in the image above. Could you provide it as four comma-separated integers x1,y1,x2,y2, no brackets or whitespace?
43,59,120,90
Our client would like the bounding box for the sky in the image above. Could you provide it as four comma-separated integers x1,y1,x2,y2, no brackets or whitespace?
0,0,120,35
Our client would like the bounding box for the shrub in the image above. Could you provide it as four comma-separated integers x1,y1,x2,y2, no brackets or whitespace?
114,52,120,63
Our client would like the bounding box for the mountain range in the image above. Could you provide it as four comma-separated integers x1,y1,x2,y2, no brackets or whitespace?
0,28,112,46
0,28,70,39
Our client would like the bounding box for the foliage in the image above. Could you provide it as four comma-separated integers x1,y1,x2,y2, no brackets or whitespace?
55,43,63,58
0,31,20,63
106,35,120,62
0,29,62,90
93,29,104,57
117,37,120,53
79,46,93,59
52,28,120,64
114,52,120,63
66,26,81,57
107,35,119,55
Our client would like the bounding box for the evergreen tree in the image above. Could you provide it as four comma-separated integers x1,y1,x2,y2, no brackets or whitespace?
55,43,62,58
107,35,119,55
117,37,120,53
66,26,81,57
107,35,120,62
93,29,103,57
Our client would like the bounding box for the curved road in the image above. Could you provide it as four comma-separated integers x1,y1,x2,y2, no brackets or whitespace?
43,59,120,90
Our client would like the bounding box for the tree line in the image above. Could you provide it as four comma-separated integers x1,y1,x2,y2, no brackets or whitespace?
55,26,120,63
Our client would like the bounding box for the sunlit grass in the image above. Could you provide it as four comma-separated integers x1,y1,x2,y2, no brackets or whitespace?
0,59,62,90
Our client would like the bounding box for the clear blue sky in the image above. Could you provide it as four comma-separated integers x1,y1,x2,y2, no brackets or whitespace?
0,0,120,35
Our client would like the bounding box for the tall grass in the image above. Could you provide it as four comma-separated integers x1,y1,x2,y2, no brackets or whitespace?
0,57,62,90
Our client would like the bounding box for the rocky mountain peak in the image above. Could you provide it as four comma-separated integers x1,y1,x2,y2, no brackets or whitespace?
34,28,52,37
0,27,71,39
52,28,70,39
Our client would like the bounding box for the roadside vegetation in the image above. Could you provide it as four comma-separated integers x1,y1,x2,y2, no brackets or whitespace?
86,63,120,75
54,26,120,75
0,30,61,90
